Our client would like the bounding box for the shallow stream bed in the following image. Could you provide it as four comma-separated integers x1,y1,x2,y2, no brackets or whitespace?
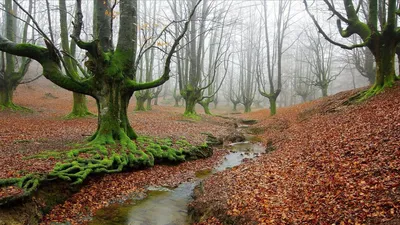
89,142,265,225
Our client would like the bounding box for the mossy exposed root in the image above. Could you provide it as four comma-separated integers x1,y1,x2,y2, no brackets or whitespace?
0,134,213,205
183,112,201,121
346,82,394,104
0,174,44,205
0,103,32,112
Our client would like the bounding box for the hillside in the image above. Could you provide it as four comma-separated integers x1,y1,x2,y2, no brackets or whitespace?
190,84,400,224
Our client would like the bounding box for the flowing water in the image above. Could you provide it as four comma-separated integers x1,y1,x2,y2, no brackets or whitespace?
89,142,265,225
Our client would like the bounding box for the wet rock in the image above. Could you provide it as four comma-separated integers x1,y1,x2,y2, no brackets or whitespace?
240,119,258,125
224,131,246,143
202,133,223,146
0,181,79,225
184,145,213,160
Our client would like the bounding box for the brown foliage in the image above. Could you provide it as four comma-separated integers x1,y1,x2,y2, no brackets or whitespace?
0,82,231,224
192,83,400,224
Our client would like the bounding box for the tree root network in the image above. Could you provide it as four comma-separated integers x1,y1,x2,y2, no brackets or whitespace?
0,135,213,205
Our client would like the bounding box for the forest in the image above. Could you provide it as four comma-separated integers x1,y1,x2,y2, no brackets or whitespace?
0,0,399,224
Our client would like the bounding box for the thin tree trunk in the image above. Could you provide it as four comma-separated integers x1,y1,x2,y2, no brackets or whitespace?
232,103,237,111
244,102,251,113
269,97,277,116
321,85,328,97
146,97,152,110
0,85,13,107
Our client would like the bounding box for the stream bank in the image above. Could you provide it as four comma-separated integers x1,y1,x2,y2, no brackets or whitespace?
89,142,266,225
0,180,81,225
0,116,259,225
89,119,266,225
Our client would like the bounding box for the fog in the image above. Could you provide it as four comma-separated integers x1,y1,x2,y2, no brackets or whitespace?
0,0,392,114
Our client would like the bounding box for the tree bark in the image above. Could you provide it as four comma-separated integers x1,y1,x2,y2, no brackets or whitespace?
269,97,277,116
174,97,180,107
146,97,152,110
232,103,238,111
67,93,91,117
199,101,211,115
184,99,197,116
0,0,32,110
244,102,252,113
59,0,91,118
321,85,328,97
135,95,146,111
90,83,137,143
300,95,307,103
154,97,159,106
374,42,396,88
0,85,13,107
182,87,201,116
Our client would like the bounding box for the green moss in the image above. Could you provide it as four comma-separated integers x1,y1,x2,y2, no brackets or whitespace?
349,79,395,103
183,112,201,121
104,50,130,80
13,139,33,144
0,103,31,112
0,134,212,205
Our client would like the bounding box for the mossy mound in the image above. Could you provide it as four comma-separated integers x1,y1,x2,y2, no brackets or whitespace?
0,136,212,206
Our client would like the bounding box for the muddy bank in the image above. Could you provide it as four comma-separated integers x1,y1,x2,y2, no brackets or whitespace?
0,180,81,225
0,148,226,225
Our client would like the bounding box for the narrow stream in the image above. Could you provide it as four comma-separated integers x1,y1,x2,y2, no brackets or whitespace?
89,142,265,225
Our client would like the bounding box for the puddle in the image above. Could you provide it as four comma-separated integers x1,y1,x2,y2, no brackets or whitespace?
89,142,264,225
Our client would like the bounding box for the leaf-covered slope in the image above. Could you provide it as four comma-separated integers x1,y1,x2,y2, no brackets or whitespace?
191,84,400,224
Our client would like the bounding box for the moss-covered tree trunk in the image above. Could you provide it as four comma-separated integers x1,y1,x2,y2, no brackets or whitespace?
321,84,328,97
0,0,32,110
67,93,91,117
184,98,197,116
232,102,238,111
182,88,201,116
244,102,251,113
364,49,376,84
0,0,202,201
135,97,146,111
90,83,137,143
135,91,148,111
2,0,15,109
0,85,13,107
373,43,396,88
146,97,152,110
154,95,159,105
199,101,211,115
59,0,91,118
269,97,277,116
305,0,400,100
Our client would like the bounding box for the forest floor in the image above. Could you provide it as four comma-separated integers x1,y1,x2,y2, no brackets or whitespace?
191,84,400,224
0,80,399,224
0,81,235,224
